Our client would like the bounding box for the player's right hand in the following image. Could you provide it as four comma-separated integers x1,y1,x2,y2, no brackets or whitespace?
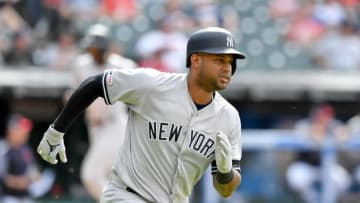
215,131,232,174
37,125,67,165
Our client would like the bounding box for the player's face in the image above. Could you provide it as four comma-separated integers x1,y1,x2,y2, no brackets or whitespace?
88,47,106,65
197,53,233,91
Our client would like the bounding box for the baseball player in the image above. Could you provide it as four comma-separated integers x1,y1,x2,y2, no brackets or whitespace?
70,23,137,201
37,27,245,203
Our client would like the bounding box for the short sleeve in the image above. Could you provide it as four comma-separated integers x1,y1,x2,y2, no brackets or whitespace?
102,68,160,105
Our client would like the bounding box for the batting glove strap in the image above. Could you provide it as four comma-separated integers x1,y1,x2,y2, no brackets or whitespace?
46,125,65,141
216,170,234,184
211,160,241,175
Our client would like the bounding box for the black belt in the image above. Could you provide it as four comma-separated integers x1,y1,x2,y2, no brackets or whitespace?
126,187,154,203
126,187,141,197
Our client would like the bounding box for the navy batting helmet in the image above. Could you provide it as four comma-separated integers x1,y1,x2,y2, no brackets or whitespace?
186,27,246,74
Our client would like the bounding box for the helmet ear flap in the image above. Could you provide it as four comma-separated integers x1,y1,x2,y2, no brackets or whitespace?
186,54,191,67
231,60,237,75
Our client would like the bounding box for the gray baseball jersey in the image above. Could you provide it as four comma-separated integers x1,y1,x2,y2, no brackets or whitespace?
102,68,242,203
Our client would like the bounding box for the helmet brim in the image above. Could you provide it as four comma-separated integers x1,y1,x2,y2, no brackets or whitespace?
196,47,246,59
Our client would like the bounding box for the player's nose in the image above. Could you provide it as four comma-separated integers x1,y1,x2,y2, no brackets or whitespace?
222,63,232,75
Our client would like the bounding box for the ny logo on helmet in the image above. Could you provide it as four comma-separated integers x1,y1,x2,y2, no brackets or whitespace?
226,36,234,47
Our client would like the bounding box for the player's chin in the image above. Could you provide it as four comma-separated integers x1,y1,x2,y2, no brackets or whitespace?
216,82,228,90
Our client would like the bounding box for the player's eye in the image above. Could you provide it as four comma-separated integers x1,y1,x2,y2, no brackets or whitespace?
215,58,225,63
215,57,233,66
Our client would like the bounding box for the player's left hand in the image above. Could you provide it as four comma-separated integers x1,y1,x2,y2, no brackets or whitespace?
37,125,67,165
215,131,232,174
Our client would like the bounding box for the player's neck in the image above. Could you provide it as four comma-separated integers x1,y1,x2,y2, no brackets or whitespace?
191,92,213,105
187,77,213,105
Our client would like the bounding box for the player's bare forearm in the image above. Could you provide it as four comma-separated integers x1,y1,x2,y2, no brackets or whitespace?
213,169,241,198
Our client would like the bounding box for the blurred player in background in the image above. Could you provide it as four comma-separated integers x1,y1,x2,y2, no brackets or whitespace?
345,112,360,192
69,23,137,201
0,114,55,203
286,104,351,203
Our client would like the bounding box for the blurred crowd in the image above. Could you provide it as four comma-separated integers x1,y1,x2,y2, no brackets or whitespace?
1,0,360,72
0,0,243,73
269,0,360,71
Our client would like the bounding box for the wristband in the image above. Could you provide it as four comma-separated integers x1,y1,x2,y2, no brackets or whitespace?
216,170,234,184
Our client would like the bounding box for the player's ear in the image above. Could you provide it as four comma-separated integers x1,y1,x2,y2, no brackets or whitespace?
190,53,201,68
